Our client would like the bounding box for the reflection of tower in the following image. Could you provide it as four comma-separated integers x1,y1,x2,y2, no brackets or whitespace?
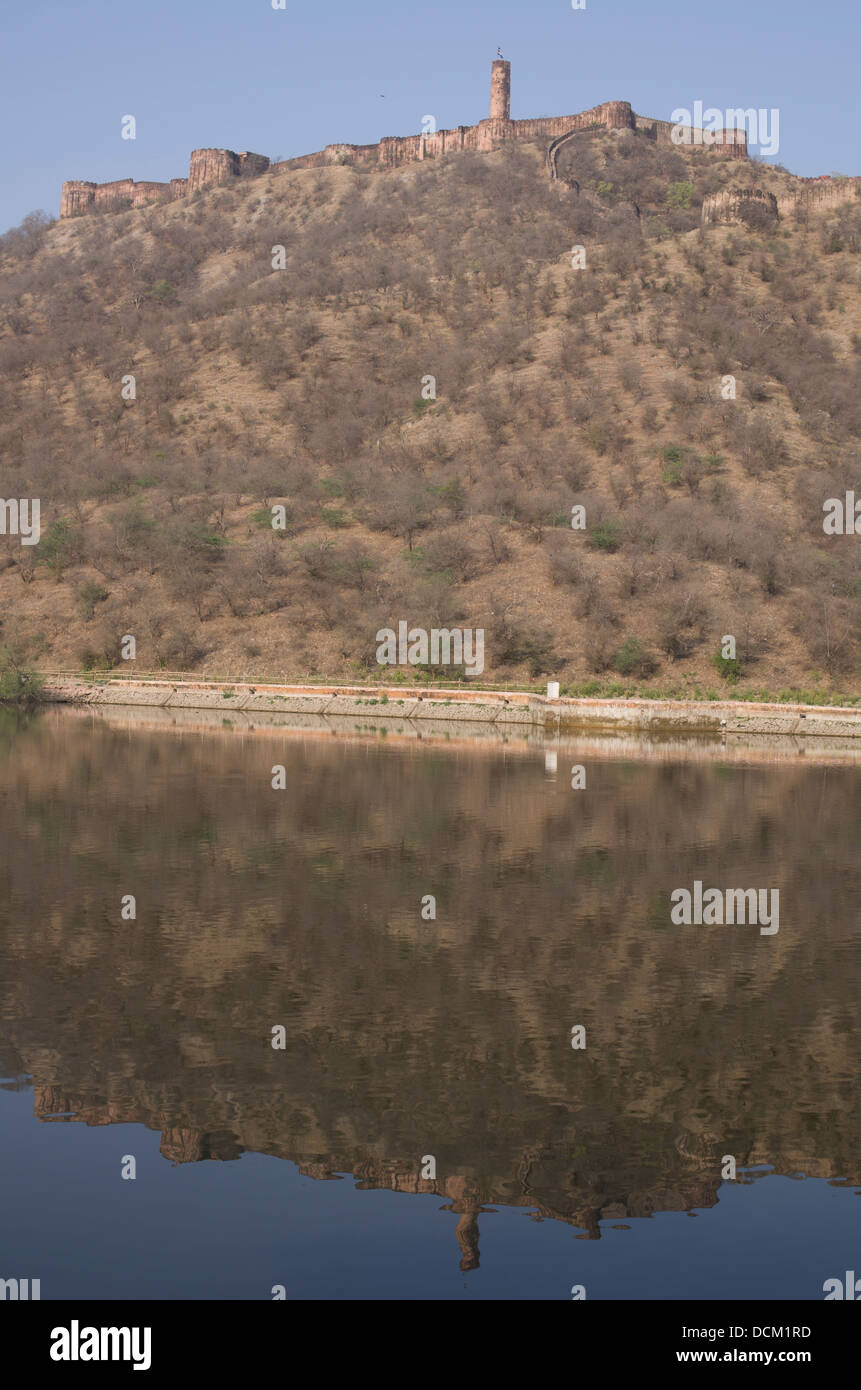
454,1207,481,1271
444,1178,484,1270
490,60,511,122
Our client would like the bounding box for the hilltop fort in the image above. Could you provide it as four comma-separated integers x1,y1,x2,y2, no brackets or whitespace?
61,60,753,219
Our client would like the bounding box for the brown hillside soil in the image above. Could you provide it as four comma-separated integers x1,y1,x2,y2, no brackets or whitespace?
0,133,858,699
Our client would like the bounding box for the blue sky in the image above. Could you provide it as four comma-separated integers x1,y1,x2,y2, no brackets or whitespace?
1,0,859,231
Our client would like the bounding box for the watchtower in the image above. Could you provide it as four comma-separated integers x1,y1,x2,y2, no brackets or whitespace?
490,59,511,121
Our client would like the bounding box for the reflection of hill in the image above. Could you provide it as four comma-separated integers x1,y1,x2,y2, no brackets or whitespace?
1,712,859,1266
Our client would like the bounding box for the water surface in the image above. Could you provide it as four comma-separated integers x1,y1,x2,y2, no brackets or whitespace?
1,707,858,1299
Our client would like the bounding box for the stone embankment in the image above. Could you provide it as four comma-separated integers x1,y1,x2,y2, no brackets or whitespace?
42,678,861,738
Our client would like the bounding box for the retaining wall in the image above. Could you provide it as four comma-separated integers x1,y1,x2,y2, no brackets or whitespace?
41,681,861,738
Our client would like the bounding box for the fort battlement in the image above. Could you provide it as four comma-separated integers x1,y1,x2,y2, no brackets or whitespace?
59,150,268,218
701,177,861,227
776,176,861,218
59,59,749,219
702,188,779,227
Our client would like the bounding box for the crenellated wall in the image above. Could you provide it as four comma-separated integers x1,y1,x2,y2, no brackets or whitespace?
60,148,270,218
636,116,748,157
187,147,238,192
59,59,763,220
59,181,98,218
131,181,172,209
702,188,779,227
777,177,861,218
701,179,861,228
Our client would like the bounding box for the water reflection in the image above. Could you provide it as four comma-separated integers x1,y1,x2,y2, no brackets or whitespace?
0,707,859,1282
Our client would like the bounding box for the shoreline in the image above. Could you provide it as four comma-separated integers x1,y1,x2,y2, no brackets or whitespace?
41,676,861,739
42,701,861,766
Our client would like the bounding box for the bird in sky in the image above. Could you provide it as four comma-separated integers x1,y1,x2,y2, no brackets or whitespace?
497,47,503,58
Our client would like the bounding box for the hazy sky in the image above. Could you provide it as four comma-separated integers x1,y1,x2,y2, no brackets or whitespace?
1,0,859,231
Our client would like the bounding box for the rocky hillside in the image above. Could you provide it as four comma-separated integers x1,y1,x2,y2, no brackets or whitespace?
0,131,858,696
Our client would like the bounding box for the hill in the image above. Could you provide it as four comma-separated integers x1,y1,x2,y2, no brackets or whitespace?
0,129,859,696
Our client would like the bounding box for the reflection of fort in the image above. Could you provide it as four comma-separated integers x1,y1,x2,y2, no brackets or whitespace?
33,1086,490,1268
2,714,860,1273
30,1084,853,1270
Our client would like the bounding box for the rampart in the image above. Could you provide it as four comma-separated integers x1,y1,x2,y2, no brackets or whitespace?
60,149,268,218
776,176,861,218
702,178,861,227
59,58,754,220
702,188,779,227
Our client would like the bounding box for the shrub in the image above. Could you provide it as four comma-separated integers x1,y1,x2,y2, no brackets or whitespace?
589,518,621,552
488,610,556,676
0,645,43,705
77,581,109,621
666,181,693,210
712,648,742,683
39,518,83,579
613,635,657,677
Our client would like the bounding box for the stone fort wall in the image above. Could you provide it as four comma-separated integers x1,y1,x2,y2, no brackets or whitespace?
702,178,861,227
60,59,750,220
60,149,270,218
776,177,861,218
702,188,779,226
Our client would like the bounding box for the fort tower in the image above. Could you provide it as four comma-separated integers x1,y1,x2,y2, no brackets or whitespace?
490,59,511,121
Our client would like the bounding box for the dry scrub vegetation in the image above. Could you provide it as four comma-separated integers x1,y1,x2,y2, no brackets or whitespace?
0,130,858,697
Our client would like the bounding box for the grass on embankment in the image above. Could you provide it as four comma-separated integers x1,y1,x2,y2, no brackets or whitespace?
41,664,860,709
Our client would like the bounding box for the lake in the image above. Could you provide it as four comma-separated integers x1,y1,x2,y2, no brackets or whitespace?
1,705,859,1300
